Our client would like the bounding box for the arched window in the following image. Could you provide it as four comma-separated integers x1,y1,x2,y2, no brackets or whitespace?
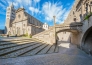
24,24,25,26
90,1,92,4
74,18,76,22
18,15,20,18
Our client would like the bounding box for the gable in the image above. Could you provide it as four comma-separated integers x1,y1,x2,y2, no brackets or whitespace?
12,8,28,23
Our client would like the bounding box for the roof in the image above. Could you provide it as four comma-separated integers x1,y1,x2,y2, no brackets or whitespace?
16,8,25,13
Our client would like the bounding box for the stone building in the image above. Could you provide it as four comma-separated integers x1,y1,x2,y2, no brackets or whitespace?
57,0,92,53
59,0,92,43
5,4,44,36
43,23,49,30
65,0,92,24
33,0,92,46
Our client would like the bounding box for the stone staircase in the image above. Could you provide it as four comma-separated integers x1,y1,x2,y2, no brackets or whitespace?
33,23,83,44
0,38,58,58
33,27,55,44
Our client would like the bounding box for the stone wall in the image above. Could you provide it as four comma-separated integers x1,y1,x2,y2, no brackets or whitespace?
33,26,72,45
57,32,71,43
80,16,92,52
33,27,55,45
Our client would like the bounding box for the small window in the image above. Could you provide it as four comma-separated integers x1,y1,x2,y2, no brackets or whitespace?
7,12,10,14
33,20,35,25
65,32,66,34
73,11,75,15
8,8,10,10
24,24,25,26
74,18,76,21
90,1,92,4
7,15,9,17
18,15,20,18
86,3,88,6
7,18,9,19
12,13,14,14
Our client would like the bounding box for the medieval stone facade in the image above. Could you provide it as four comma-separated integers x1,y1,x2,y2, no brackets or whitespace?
33,0,92,45
5,4,44,36
65,0,92,24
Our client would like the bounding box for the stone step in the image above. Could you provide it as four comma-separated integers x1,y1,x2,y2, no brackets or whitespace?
32,38,46,43
0,40,34,45
0,43,14,46
54,46,59,53
0,41,35,50
1,43,43,58
37,45,52,55
20,44,48,56
0,42,37,56
0,38,33,42
47,45,55,54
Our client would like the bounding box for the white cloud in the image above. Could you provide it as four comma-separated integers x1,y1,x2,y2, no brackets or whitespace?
0,0,73,25
34,0,40,3
13,2,18,7
6,0,32,8
16,0,32,6
29,6,41,14
0,0,41,15
7,1,18,7
42,2,68,23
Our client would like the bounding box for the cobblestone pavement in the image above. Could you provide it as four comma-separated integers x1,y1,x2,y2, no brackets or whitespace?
0,42,92,65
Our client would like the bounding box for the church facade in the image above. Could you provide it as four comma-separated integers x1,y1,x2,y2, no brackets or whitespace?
5,4,44,36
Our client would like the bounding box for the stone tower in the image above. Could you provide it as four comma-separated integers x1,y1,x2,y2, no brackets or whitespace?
5,3,16,34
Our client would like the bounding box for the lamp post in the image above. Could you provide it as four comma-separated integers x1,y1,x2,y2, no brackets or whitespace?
53,16,56,45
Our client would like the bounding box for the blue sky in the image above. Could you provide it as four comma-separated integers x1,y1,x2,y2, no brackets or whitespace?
0,0,75,29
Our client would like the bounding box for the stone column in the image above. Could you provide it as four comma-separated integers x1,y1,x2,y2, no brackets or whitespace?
81,3,84,20
53,16,56,45
89,4,92,13
86,3,88,15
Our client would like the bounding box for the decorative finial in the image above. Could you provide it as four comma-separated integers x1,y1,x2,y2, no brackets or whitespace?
10,2,14,8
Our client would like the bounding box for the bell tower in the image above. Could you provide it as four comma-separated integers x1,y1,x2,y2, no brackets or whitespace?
5,3,16,34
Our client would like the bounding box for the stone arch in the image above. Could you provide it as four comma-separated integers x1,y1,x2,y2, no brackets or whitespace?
56,31,72,44
56,28,80,45
82,26,92,54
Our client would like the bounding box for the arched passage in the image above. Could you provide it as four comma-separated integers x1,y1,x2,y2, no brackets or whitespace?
56,29,79,45
56,32,71,43
82,26,92,54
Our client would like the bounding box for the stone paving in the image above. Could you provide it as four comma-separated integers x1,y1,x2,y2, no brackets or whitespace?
0,42,92,65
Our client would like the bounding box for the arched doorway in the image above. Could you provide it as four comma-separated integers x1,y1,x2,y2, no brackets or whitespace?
82,26,92,54
8,31,11,36
17,27,20,36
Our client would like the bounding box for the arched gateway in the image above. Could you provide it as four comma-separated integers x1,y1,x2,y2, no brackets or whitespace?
82,26,92,54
